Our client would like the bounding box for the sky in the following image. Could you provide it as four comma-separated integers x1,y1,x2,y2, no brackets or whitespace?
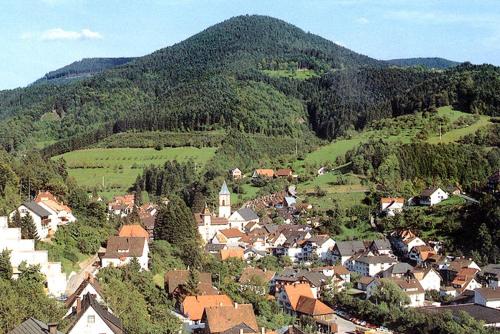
1,0,499,90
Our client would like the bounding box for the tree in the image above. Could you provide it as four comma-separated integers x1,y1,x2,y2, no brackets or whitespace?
185,268,200,296
20,214,38,241
0,250,12,280
370,279,410,307
10,210,21,228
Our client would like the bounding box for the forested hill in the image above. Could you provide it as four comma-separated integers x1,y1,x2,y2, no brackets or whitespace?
0,15,498,154
386,57,460,69
32,57,136,86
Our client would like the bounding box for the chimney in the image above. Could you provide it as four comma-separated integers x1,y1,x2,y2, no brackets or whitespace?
239,329,244,334
48,323,58,334
261,327,265,334
234,303,238,309
76,297,82,314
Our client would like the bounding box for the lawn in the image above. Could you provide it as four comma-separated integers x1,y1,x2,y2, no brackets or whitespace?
55,147,216,198
262,69,320,80
231,183,261,206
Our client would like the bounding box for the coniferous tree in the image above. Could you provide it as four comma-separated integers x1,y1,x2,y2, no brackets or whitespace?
185,268,200,296
20,214,38,241
10,210,21,228
0,250,12,280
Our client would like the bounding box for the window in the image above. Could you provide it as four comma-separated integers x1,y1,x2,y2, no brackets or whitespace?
87,315,95,324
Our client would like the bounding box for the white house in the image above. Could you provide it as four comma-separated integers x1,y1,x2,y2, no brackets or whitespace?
420,187,448,206
474,288,500,309
67,293,123,334
101,236,149,271
0,216,66,296
380,197,404,216
211,228,245,246
412,267,442,291
65,275,106,317
35,191,76,225
331,240,367,265
228,207,259,230
230,168,242,180
9,201,54,239
352,255,398,277
301,235,335,262
369,238,393,256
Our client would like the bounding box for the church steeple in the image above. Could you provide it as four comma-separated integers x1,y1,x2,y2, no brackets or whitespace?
218,181,231,218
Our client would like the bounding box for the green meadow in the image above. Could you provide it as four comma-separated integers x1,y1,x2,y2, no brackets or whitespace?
55,147,216,199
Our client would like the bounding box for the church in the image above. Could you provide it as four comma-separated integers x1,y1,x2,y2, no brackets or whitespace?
195,181,259,243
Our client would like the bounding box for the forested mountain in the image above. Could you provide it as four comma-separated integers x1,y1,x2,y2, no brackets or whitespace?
386,57,460,69
0,15,498,154
32,57,136,86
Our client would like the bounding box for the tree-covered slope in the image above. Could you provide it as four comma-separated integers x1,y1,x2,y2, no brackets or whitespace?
386,57,460,69
0,15,498,154
32,57,136,86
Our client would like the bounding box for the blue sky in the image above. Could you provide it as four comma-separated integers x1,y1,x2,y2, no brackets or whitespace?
1,0,499,90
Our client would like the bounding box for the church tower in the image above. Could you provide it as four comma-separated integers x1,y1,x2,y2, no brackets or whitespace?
218,181,231,218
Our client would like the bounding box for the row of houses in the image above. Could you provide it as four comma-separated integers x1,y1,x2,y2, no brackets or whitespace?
230,167,296,180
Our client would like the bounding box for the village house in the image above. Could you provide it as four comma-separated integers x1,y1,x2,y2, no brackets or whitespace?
411,267,442,291
243,247,267,261
228,207,259,230
274,269,331,298
443,257,481,283
419,187,448,206
164,270,217,299
300,235,335,262
331,240,367,265
108,194,135,217
369,238,393,256
201,303,259,334
391,230,426,255
380,197,404,216
65,275,105,317
138,203,157,240
482,264,500,288
449,267,482,295
35,191,76,225
180,295,233,331
10,201,54,239
252,169,275,178
275,230,311,262
310,265,351,291
9,318,63,334
275,168,293,178
230,168,242,180
409,245,437,265
351,255,398,277
118,224,150,240
381,262,414,279
66,293,124,334
212,228,246,246
0,216,66,296
368,278,426,307
239,267,275,295
474,287,500,309
101,236,149,271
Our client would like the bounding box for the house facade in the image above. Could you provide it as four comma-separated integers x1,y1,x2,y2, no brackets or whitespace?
420,187,448,206
101,236,149,270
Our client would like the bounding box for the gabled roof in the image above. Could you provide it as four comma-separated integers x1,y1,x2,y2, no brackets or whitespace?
204,304,258,333
102,236,146,259
334,240,366,256
483,263,500,277
380,197,404,204
65,275,103,308
356,255,397,265
219,228,246,239
411,245,436,261
420,187,442,197
284,283,314,310
118,224,149,239
305,234,332,246
220,247,244,260
475,287,500,301
254,169,274,177
387,277,425,294
276,169,293,177
384,262,414,276
220,181,230,195
164,270,215,295
422,303,500,325
67,293,123,334
295,296,333,316
239,267,275,284
21,201,52,218
9,317,63,334
182,295,233,321
370,238,392,251
35,191,72,213
236,208,259,221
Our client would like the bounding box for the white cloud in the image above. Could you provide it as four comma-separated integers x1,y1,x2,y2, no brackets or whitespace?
355,17,369,24
40,28,103,41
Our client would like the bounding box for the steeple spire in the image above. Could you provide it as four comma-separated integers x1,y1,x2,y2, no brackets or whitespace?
219,181,230,195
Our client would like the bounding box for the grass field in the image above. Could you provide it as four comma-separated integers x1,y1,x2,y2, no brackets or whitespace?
293,106,491,172
55,147,216,198
262,69,320,80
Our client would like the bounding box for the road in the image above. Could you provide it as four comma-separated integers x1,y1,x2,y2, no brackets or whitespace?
65,254,99,295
